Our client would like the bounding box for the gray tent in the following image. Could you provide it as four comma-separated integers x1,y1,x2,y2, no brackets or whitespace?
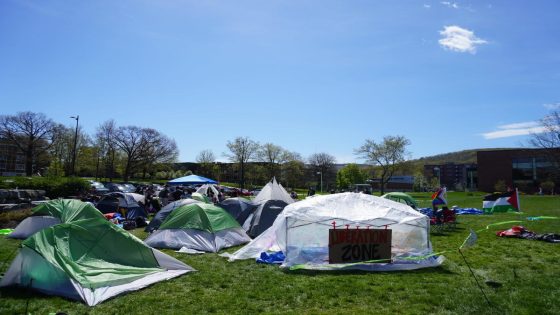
242,178,293,238
244,199,289,238
218,197,256,226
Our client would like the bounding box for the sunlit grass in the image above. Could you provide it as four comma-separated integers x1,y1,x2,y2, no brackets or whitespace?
0,193,558,314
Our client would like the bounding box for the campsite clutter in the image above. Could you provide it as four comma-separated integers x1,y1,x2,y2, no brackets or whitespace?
1,175,558,308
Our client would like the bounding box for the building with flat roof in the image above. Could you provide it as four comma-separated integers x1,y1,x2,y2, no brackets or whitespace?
477,149,559,193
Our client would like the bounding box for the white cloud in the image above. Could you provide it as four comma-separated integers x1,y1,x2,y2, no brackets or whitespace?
497,121,540,130
544,102,560,110
481,121,547,139
424,4,431,8
439,25,487,54
441,1,459,9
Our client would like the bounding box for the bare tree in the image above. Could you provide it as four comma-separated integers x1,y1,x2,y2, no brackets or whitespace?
95,120,118,181
530,110,560,180
138,128,178,179
114,126,178,181
197,149,217,179
355,135,411,195
196,150,216,164
307,152,337,192
0,112,55,176
224,137,259,188
258,143,287,179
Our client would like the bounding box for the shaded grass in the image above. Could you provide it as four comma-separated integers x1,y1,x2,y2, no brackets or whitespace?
0,193,559,314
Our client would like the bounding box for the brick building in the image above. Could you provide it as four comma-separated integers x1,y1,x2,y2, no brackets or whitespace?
0,141,26,176
477,149,560,193
423,163,477,190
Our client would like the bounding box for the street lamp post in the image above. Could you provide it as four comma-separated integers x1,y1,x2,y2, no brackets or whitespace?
70,115,79,176
317,171,323,193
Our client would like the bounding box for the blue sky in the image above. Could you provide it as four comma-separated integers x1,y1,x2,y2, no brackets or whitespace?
1,1,559,163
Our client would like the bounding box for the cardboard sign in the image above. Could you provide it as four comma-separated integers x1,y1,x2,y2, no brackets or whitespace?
328,229,392,264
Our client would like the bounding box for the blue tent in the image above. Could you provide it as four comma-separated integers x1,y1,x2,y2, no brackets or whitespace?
168,174,218,185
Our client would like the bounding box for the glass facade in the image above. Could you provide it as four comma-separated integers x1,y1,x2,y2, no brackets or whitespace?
512,157,555,188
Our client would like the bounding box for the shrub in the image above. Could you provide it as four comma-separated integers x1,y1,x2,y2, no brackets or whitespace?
0,177,89,199
494,180,507,192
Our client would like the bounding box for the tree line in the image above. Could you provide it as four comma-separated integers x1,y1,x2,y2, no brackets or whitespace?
3,109,557,193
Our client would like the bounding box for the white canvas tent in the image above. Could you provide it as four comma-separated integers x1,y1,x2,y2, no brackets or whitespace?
226,192,444,271
252,177,294,205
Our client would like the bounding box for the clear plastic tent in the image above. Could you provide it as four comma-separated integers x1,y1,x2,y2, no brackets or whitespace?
226,192,444,271
252,177,294,205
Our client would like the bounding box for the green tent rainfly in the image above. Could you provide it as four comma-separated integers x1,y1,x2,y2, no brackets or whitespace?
145,203,251,252
0,218,194,306
8,199,106,239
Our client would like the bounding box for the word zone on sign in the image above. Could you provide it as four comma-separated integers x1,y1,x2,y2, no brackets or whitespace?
328,222,392,264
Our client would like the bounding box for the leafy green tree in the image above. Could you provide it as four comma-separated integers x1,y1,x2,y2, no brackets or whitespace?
336,164,368,190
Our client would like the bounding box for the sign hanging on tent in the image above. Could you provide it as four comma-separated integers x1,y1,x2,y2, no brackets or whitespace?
328,224,392,264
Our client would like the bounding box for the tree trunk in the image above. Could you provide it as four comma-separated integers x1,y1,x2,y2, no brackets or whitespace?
240,162,245,189
25,143,33,176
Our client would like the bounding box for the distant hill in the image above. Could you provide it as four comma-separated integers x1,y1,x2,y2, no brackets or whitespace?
409,148,518,166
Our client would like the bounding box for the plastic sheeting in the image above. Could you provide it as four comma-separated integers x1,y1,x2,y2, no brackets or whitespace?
226,193,443,271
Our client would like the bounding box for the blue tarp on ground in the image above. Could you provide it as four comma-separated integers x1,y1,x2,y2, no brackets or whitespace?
168,174,218,185
256,251,285,264
418,207,485,217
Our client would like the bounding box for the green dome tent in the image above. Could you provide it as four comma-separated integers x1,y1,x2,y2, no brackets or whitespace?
144,203,251,252
9,199,106,239
381,192,418,209
0,218,194,306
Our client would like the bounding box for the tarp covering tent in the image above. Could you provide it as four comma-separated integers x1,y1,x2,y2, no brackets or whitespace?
0,218,194,306
226,193,443,271
168,174,217,185
144,203,251,252
145,198,201,232
381,192,418,209
243,178,293,238
9,199,105,239
96,192,147,219
218,197,257,225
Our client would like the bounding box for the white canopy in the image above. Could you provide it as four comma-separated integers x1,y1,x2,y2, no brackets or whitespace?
226,192,443,271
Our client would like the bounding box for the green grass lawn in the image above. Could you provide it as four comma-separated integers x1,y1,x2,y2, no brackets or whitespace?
1,192,559,314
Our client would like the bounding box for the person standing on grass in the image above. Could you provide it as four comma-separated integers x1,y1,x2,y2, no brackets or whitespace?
159,185,169,206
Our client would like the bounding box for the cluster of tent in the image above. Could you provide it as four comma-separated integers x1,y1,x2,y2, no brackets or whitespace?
2,199,193,306
1,177,447,306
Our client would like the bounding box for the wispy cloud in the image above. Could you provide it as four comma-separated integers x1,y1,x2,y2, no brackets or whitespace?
441,1,459,9
439,25,487,54
424,4,431,9
481,121,547,139
544,102,560,110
